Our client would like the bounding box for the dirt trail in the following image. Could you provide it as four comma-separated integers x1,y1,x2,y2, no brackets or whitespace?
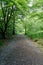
0,35,43,65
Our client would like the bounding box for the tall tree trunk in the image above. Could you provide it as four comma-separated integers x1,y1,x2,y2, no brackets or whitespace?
2,32,5,39
13,20,15,35
13,12,16,35
25,24,27,35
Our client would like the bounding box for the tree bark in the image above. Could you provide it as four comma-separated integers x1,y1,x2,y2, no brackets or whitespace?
25,24,27,35
2,32,5,39
13,20,15,35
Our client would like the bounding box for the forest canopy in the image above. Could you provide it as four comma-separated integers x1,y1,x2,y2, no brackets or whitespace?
0,0,43,39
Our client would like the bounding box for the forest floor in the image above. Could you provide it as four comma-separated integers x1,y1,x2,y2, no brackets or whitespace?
0,35,43,65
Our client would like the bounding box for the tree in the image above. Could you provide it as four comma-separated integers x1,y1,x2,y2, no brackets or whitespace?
0,0,28,38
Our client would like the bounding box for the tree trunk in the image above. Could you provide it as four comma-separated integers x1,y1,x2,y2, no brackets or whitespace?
2,32,5,39
25,24,27,35
13,21,15,35
13,12,16,35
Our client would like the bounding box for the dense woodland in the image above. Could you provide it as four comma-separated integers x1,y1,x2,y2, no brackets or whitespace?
0,0,43,40
0,1,43,65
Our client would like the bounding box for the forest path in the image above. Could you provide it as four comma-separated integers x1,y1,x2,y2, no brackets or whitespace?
0,35,43,65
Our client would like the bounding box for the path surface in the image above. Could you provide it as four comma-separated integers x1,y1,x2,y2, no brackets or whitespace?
0,35,43,65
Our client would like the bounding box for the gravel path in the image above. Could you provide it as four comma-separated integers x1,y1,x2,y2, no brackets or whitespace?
0,35,43,65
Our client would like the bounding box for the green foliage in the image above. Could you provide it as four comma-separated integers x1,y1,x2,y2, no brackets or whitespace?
0,0,43,40
27,31,43,39
0,0,28,38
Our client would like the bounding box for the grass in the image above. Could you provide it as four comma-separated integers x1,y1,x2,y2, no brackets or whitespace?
27,31,43,48
34,39,43,51
36,39,43,46
27,31,43,47
33,38,43,51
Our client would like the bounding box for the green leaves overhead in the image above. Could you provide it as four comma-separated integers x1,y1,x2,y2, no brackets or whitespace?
32,0,43,8
0,0,29,15
11,0,29,14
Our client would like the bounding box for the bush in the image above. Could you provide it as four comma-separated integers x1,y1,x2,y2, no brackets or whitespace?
27,31,43,39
